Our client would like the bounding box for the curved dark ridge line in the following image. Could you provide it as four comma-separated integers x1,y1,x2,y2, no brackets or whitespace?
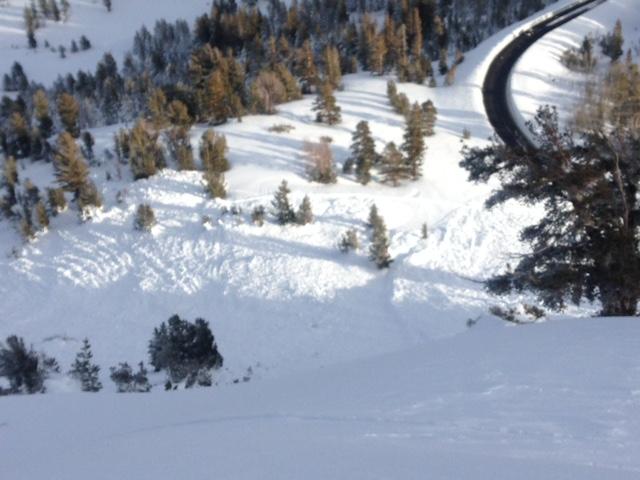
483,0,608,151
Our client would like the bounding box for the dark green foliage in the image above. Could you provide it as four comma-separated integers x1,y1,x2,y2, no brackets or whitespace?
271,180,295,225
421,100,437,136
600,19,624,62
110,362,151,393
134,204,156,231
401,103,427,180
368,207,392,269
69,338,102,392
349,121,377,185
0,335,59,394
148,315,223,385
461,106,640,316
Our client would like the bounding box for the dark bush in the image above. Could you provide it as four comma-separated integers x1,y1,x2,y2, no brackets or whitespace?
0,336,59,394
149,315,223,385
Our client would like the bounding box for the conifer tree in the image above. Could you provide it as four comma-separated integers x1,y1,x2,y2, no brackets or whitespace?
47,187,67,215
380,142,408,186
69,338,102,392
199,129,229,173
205,70,230,124
54,132,89,199
8,112,32,158
166,127,195,171
368,203,382,229
147,88,168,130
369,34,387,76
297,39,317,94
33,89,53,138
313,82,341,125
323,45,342,90
369,209,392,269
128,121,165,180
296,195,313,225
35,200,49,230
103,0,112,12
401,103,427,180
272,180,295,225
49,0,60,21
81,131,95,161
57,93,80,138
134,204,156,231
601,19,624,62
250,70,287,115
2,156,19,216
204,171,226,199
421,100,437,136
338,229,359,253
349,121,376,185
167,100,192,129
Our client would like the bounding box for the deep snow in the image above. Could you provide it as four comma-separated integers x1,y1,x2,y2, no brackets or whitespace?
1,0,640,477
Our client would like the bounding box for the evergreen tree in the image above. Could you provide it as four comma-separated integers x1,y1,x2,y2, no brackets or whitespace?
199,129,229,173
349,121,376,185
81,131,95,161
0,335,59,394
369,209,392,269
323,45,342,90
401,103,427,180
368,203,382,229
134,204,156,231
167,100,192,129
148,315,223,385
460,106,640,316
147,88,168,130
60,0,70,21
380,141,409,186
49,0,60,21
601,19,624,62
338,229,359,253
128,120,165,180
103,0,112,12
271,180,295,225
69,339,102,392
2,156,19,216
54,132,89,200
110,362,151,393
47,187,67,215
35,200,49,230
297,39,317,94
313,82,341,125
57,93,80,138
166,127,195,171
204,171,226,199
296,195,313,225
421,100,437,136
33,89,53,138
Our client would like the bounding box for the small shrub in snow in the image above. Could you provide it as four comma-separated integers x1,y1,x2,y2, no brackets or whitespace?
134,204,156,232
268,123,295,134
462,128,471,140
296,195,313,225
489,304,545,324
69,338,102,392
339,229,359,253
0,335,59,394
47,187,67,215
251,205,265,226
110,362,151,393
421,222,428,240
148,315,223,386
204,171,227,199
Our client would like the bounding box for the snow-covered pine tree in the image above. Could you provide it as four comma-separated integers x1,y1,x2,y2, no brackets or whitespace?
69,338,102,392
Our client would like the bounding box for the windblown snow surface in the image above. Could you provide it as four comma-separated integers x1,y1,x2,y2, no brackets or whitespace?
1,1,639,478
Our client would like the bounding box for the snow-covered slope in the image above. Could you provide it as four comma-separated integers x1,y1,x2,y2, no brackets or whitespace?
511,0,640,125
0,2,576,381
3,317,640,479
0,0,211,87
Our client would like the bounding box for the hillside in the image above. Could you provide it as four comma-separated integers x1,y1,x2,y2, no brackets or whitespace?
1,1,640,478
